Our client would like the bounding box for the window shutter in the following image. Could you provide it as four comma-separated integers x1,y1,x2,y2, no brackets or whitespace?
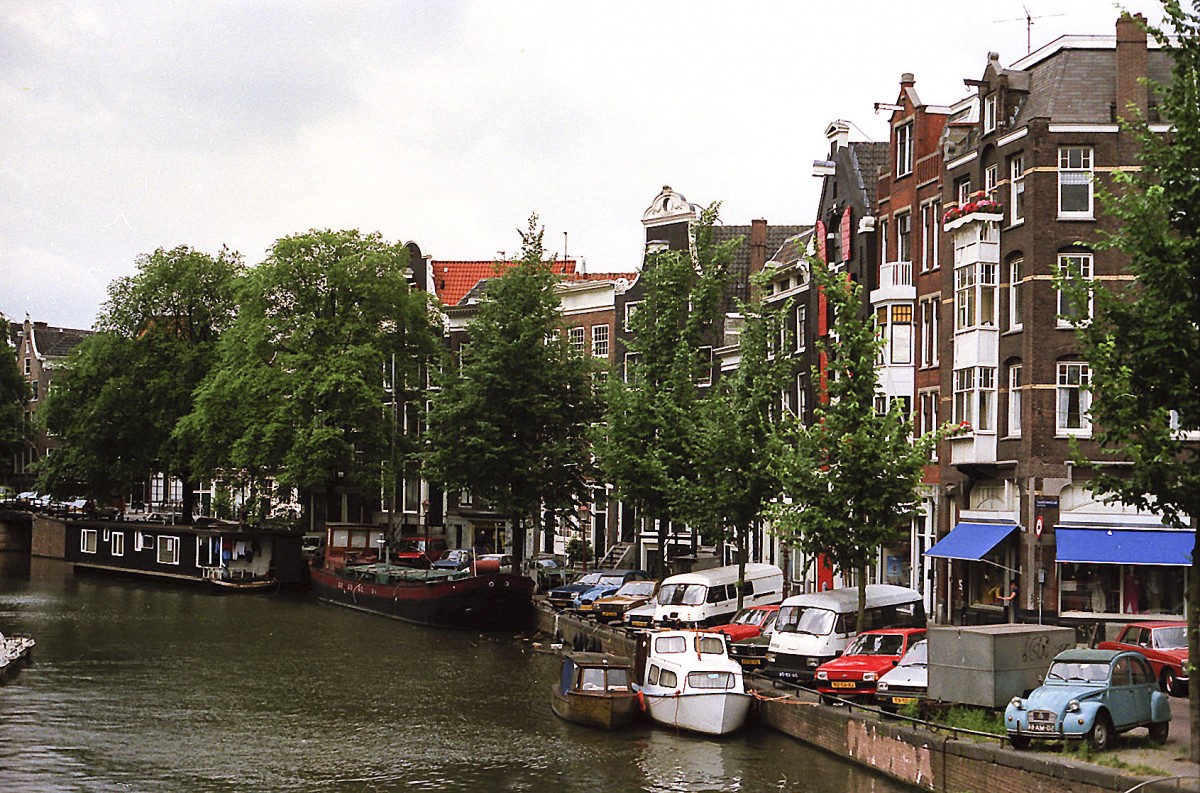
815,220,827,263
841,207,853,262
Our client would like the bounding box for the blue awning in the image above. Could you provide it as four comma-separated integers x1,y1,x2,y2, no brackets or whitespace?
1055,527,1196,566
924,522,1017,561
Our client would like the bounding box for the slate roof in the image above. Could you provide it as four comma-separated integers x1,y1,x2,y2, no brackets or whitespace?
716,223,808,307
30,323,92,360
848,142,889,208
1015,47,1174,124
768,228,816,267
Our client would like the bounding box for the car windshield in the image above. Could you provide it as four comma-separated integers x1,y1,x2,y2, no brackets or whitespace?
616,580,656,597
776,606,835,635
846,633,906,656
575,573,604,587
733,609,768,627
658,583,707,606
897,640,928,667
1046,660,1108,684
1153,626,1186,650
599,575,626,588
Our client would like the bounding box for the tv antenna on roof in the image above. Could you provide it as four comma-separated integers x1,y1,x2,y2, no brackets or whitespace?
995,5,1065,54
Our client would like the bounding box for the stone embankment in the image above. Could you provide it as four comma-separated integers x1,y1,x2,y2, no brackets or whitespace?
535,600,1200,793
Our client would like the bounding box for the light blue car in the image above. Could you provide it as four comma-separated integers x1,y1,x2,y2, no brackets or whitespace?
1005,648,1171,750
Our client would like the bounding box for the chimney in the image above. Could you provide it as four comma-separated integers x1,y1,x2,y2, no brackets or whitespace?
825,120,851,156
1115,13,1149,123
750,219,768,277
900,72,915,87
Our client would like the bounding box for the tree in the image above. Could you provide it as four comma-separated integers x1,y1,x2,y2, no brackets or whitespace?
180,230,439,524
768,259,945,631
0,317,27,466
38,246,242,515
596,204,738,579
424,216,600,572
675,277,793,608
1059,3,1200,763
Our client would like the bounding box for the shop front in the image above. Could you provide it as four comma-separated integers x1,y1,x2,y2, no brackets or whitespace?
924,520,1019,625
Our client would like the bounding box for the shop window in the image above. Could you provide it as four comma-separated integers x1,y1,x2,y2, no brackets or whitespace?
968,548,1007,608
1058,564,1184,616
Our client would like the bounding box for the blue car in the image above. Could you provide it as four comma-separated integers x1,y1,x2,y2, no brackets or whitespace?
571,571,650,614
1005,648,1171,751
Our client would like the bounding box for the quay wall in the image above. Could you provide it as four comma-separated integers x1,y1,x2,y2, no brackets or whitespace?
0,510,32,552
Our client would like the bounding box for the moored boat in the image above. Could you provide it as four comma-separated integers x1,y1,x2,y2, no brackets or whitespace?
0,631,35,681
311,525,534,631
634,629,752,736
550,652,641,730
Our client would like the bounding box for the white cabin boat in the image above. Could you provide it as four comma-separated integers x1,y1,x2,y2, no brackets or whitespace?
634,629,752,736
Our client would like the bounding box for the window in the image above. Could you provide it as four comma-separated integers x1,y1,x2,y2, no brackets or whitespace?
1008,364,1022,437
24,358,30,376
954,367,996,431
568,326,585,355
983,93,998,133
919,389,939,460
1009,154,1025,224
956,177,972,206
81,529,97,554
1059,147,1094,217
1057,362,1092,434
623,352,640,383
879,217,888,264
977,367,996,431
111,531,125,557
955,264,976,329
30,381,38,402
591,324,609,358
697,346,713,387
157,535,180,565
920,298,939,367
1057,253,1093,326
896,213,912,263
920,202,939,272
623,301,641,332
782,303,807,354
955,261,997,331
985,163,999,201
896,121,914,177
890,305,913,364
1008,258,1023,331
954,368,974,426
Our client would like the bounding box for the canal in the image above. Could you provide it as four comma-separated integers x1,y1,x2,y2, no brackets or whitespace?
0,554,914,792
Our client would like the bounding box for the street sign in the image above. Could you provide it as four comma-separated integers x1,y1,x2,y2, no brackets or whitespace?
1035,515,1044,538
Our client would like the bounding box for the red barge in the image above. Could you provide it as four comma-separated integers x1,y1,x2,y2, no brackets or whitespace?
310,526,534,631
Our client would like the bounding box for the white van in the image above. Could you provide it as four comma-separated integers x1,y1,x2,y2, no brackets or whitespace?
765,584,924,683
653,563,784,628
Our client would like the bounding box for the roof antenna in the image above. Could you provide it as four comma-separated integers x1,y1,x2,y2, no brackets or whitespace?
994,5,1064,54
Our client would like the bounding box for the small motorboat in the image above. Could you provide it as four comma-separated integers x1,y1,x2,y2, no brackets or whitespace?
0,631,35,681
550,652,641,730
634,629,752,736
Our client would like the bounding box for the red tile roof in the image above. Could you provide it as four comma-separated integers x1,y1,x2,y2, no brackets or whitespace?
430,260,636,307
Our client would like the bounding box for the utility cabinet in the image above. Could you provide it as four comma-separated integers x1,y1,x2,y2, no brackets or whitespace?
927,624,1076,708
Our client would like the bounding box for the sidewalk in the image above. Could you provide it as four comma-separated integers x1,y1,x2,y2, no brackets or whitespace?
1108,696,1198,786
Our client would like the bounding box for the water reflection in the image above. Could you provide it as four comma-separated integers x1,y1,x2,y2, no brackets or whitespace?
0,554,915,792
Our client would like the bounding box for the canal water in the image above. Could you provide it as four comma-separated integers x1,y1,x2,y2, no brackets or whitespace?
0,555,913,793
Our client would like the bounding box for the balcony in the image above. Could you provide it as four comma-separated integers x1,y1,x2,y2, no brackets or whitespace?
950,431,998,466
870,261,916,305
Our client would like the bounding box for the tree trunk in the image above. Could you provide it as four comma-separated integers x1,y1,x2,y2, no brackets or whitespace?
1189,527,1198,764
656,516,669,580
180,478,196,525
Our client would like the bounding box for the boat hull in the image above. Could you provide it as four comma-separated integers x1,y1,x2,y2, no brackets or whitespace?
643,691,752,736
311,564,534,631
549,683,641,730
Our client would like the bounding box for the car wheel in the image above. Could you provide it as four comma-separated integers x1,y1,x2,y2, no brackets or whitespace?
1148,721,1169,744
1162,667,1180,697
1088,712,1113,751
1009,734,1030,751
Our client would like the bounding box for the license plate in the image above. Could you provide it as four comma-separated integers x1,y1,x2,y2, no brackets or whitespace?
578,604,592,611
740,658,764,667
891,696,917,705
831,681,856,689
1027,722,1057,733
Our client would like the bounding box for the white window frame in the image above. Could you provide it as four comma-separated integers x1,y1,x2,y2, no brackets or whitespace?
889,304,913,365
568,326,585,355
1008,258,1024,331
623,302,641,332
957,178,972,205
1058,146,1094,218
920,201,939,272
985,163,999,201
919,389,940,461
794,304,807,353
1009,154,1025,225
591,324,609,358
954,367,996,432
1056,362,1092,436
157,535,180,565
983,93,998,133
81,528,98,554
896,212,912,263
953,368,974,427
896,121,914,177
111,531,125,557
920,297,939,368
1057,252,1094,327
623,351,640,383
1007,364,1022,437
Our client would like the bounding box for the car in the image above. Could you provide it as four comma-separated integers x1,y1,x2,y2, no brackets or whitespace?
531,555,571,590
432,549,472,571
393,537,449,569
814,628,926,703
729,610,785,672
1098,621,1189,697
1004,648,1172,751
874,638,928,712
594,579,660,623
623,601,657,629
572,571,650,613
472,553,514,575
546,569,643,611
710,605,781,643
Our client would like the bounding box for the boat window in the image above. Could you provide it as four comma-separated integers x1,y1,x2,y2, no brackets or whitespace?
660,669,678,688
647,664,661,685
580,667,606,691
655,635,688,654
332,529,349,548
695,636,726,655
687,671,734,690
777,606,836,635
606,668,631,691
658,584,707,606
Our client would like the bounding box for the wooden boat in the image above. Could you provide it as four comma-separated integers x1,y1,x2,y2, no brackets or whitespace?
550,652,641,730
634,629,753,736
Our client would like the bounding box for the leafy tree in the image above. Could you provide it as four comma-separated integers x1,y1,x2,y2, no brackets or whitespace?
38,246,242,515
597,204,738,579
1060,3,1200,763
676,278,792,608
181,230,438,524
0,317,26,465
768,259,945,631
424,215,599,571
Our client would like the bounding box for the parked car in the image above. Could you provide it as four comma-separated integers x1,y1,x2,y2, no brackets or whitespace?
432,549,472,571
875,639,928,712
393,537,449,569
594,579,660,623
711,605,781,643
531,555,571,590
1098,621,1189,696
624,601,657,630
1004,648,1171,750
729,610,785,671
547,569,644,611
814,628,926,703
573,571,650,613
472,554,514,575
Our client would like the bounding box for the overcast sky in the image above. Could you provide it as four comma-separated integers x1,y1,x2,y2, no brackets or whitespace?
1,0,1161,329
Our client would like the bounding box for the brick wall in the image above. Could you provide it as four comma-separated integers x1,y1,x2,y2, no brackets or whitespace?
31,515,65,558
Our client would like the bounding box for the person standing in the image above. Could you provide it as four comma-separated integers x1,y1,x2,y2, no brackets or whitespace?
999,578,1019,623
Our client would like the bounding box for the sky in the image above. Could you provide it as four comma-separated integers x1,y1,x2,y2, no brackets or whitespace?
0,0,1165,329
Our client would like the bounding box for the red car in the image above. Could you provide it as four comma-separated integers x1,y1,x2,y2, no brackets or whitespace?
710,605,780,642
1098,621,1189,696
814,627,926,702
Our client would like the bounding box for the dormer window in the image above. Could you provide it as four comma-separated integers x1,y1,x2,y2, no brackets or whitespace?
896,122,914,177
983,93,998,134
